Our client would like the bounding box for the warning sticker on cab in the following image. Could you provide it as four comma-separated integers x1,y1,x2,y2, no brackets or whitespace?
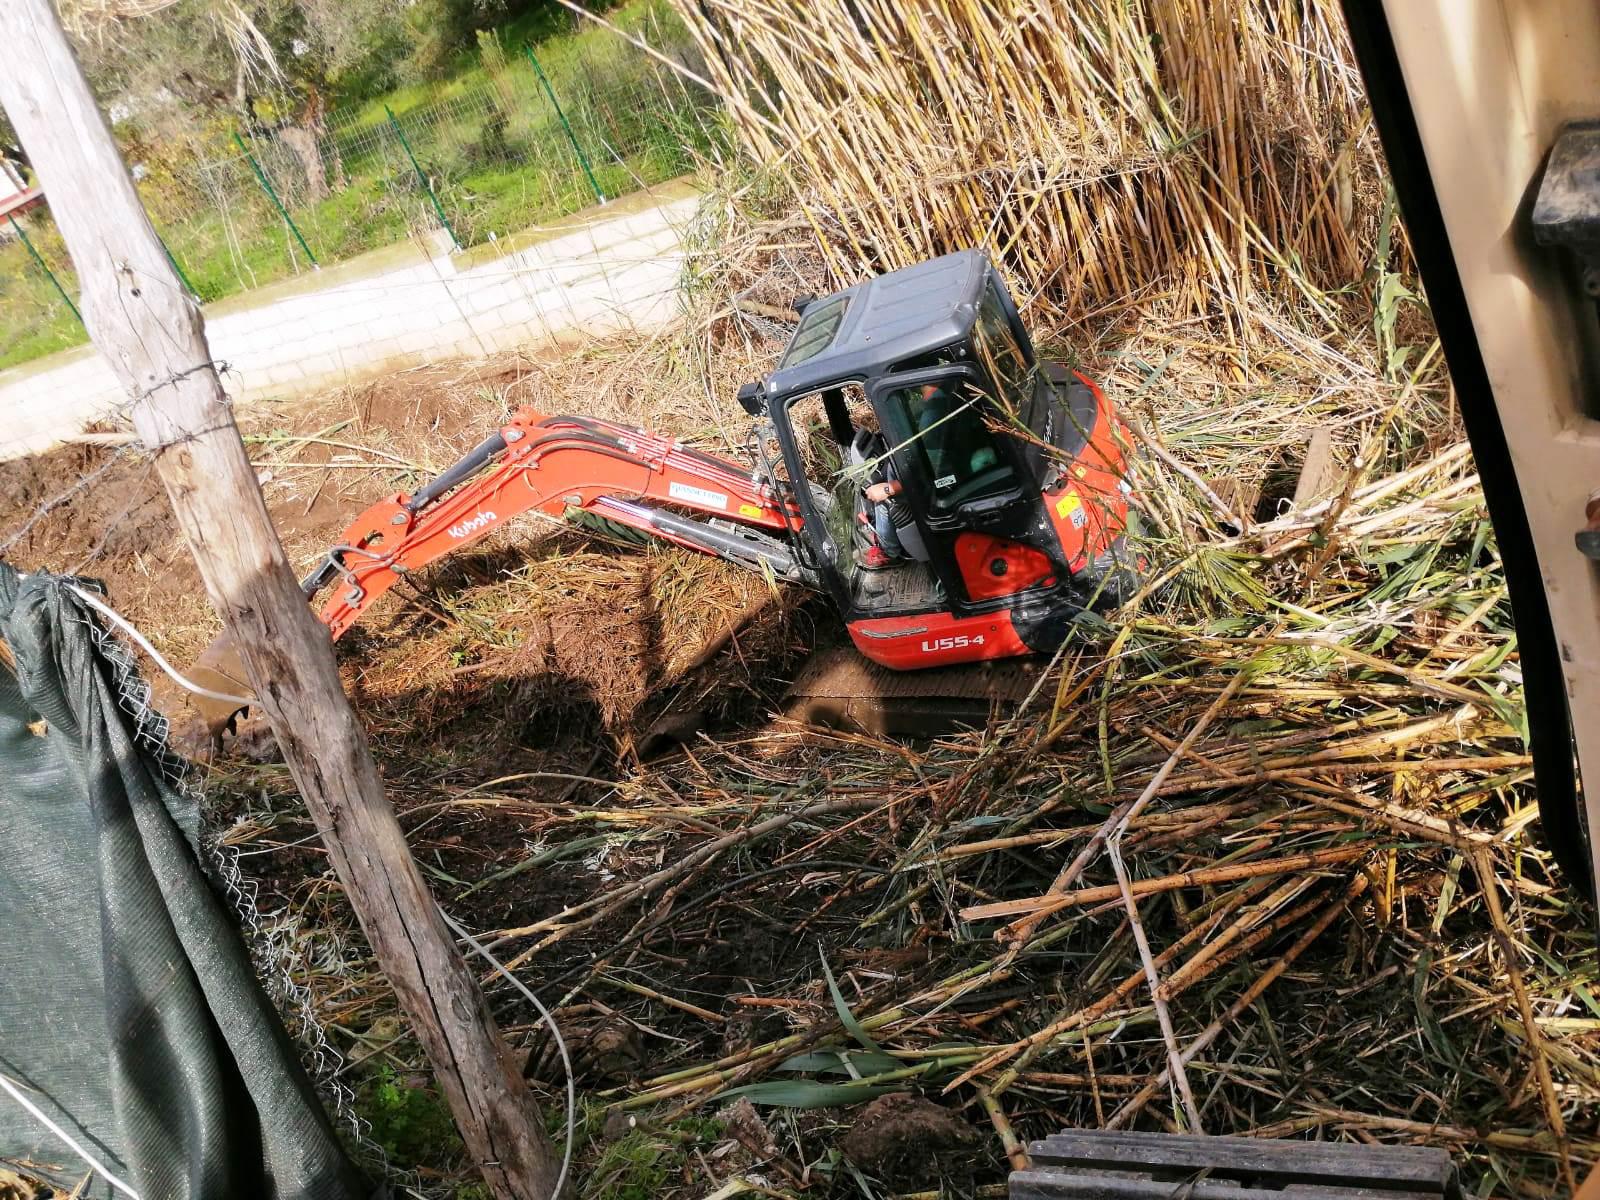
1055,491,1082,519
668,481,729,510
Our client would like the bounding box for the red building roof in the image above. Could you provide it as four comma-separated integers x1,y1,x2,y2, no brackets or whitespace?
0,186,44,221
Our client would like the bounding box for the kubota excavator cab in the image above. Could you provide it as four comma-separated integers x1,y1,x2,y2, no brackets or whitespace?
741,249,1137,669
187,249,1137,735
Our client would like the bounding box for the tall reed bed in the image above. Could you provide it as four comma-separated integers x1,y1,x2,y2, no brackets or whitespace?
673,0,1384,334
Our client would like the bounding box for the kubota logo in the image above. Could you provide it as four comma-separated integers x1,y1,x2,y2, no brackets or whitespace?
448,510,497,539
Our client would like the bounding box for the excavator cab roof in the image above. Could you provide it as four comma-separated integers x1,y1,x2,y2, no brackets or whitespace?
760,249,1024,400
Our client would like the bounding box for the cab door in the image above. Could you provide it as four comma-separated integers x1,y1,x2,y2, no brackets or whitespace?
870,366,1058,607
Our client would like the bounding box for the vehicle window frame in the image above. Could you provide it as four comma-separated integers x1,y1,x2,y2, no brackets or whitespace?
973,283,1034,420
766,376,871,605
869,365,1022,517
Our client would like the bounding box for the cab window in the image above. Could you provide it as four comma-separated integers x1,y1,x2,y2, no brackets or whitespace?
974,283,1032,417
780,294,851,368
886,376,1016,511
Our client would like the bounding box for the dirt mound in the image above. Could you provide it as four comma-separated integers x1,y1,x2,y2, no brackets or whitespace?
841,1093,982,1185
0,442,177,583
341,533,810,763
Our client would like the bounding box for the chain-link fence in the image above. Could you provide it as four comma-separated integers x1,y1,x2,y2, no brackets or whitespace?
0,210,83,370
1,20,720,372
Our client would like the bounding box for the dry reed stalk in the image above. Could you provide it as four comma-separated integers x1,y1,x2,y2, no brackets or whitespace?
1106,873,1371,1128
946,879,1276,1094
962,845,1367,921
1001,665,1256,945
1109,837,1203,1129
981,1087,1030,1172
1469,850,1576,1192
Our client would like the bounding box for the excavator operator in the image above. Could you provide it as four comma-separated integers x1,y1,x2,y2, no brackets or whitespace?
859,381,959,570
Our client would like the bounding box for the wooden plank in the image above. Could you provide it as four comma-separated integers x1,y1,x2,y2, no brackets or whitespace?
1010,1169,1442,1200
0,6,558,1197
1029,1130,1454,1189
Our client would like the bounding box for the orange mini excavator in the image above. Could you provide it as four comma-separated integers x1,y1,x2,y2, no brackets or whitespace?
193,249,1139,732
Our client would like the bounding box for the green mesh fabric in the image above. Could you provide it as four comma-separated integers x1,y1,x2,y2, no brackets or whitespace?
0,564,372,1200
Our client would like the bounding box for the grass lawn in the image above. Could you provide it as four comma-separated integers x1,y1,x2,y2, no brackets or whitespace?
0,0,714,372
0,228,87,370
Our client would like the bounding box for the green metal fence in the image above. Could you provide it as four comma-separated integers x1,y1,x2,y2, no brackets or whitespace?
0,24,722,372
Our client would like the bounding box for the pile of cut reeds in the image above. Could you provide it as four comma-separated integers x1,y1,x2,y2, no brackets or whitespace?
194,298,1597,1199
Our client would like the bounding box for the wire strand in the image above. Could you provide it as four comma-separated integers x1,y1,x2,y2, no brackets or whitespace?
437,905,575,1200
0,1072,143,1200
64,582,255,707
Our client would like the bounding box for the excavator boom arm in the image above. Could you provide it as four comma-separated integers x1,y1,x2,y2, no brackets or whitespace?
310,408,802,638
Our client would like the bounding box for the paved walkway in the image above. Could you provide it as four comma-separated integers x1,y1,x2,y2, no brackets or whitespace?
0,179,699,460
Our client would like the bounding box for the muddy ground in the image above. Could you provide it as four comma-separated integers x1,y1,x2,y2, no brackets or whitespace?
0,347,892,1194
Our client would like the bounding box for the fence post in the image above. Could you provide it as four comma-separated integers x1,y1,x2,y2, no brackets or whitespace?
0,5,563,1195
385,104,461,252
524,44,607,206
8,213,83,326
233,131,318,268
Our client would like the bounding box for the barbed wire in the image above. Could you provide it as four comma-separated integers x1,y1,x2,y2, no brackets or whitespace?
0,445,135,557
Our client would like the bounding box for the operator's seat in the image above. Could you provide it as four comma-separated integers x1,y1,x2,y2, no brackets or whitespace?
905,383,1016,510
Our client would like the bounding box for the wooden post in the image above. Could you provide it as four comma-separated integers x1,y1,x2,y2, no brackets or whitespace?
0,6,560,1197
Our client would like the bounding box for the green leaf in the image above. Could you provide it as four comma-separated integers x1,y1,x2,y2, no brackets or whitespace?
957,815,1010,830
456,834,611,899
777,1049,900,1076
1377,273,1415,310
1387,345,1415,378
719,1079,893,1108
1431,854,1463,936
1368,625,1401,653
420,860,469,887
1069,609,1113,637
820,948,883,1056
843,1155,882,1198
1367,543,1426,566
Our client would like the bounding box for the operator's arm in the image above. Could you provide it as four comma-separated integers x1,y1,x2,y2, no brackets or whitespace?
864,479,903,504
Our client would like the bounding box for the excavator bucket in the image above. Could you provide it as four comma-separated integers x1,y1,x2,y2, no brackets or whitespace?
186,631,255,736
